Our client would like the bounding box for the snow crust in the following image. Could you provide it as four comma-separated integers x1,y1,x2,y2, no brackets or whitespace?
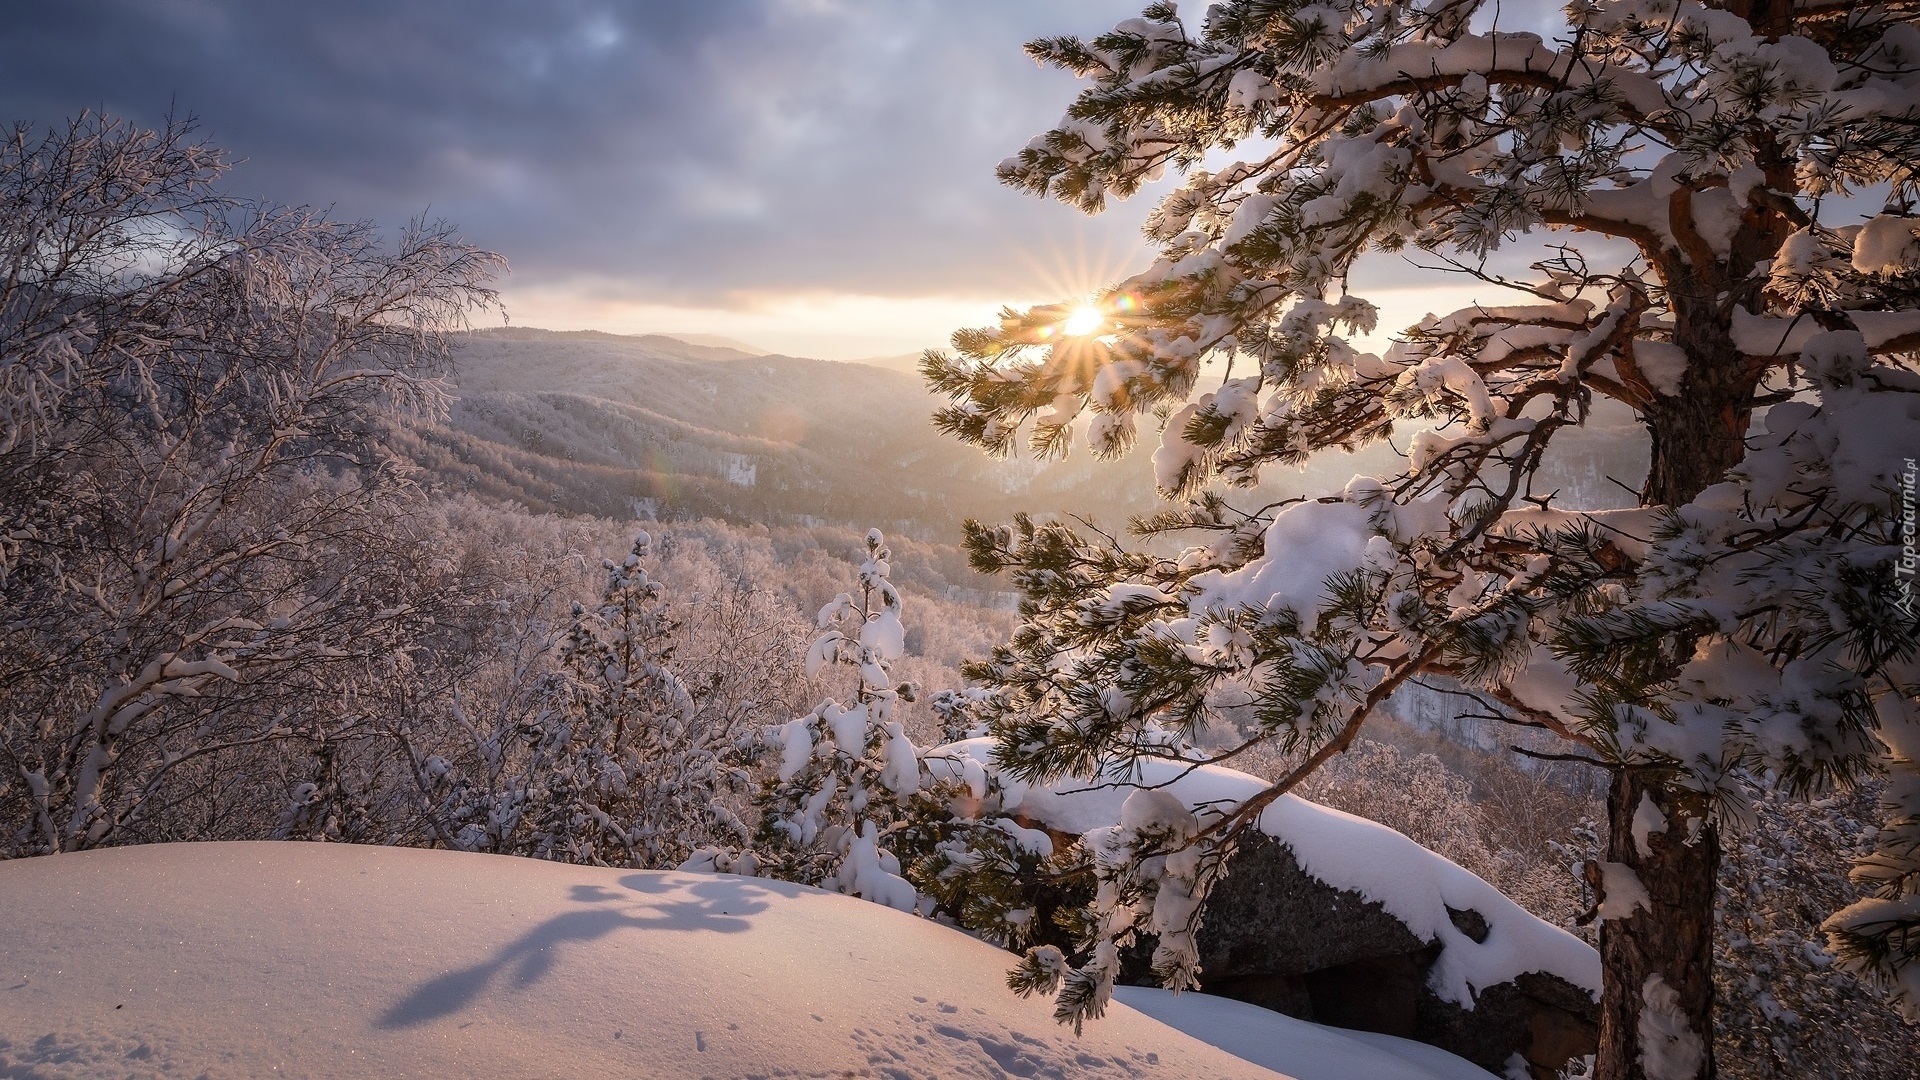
1597,861,1652,922
1852,216,1920,275
1503,646,1588,727
1490,506,1659,562
1630,341,1688,396
1733,305,1920,355
1631,794,1668,859
926,740,1601,1006
0,842,1298,1079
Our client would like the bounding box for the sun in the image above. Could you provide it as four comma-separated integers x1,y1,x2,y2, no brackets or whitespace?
1061,304,1106,337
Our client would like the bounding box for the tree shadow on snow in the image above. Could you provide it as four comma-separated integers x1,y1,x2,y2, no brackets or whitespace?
377,873,782,1028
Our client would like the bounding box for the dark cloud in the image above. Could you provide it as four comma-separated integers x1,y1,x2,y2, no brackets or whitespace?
0,0,1157,304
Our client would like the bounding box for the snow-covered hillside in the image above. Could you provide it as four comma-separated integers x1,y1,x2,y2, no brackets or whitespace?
0,842,1497,1079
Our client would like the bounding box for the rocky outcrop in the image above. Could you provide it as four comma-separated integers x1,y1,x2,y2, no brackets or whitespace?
924,739,1600,1079
1124,831,1598,1079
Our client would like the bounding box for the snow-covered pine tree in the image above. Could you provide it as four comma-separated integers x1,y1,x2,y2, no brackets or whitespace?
411,533,751,867
547,533,753,866
924,4,1920,1077
906,735,1100,965
705,529,925,909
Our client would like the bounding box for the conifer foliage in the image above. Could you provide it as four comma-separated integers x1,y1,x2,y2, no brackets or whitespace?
926,3,1920,1076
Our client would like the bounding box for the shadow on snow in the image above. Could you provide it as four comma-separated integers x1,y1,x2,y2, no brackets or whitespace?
377,871,788,1028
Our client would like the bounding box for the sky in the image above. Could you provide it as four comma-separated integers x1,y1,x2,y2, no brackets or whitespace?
0,0,1502,361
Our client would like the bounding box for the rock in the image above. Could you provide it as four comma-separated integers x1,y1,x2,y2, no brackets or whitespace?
926,739,1599,1078
1418,972,1601,1079
1122,830,1597,1079
1446,904,1491,943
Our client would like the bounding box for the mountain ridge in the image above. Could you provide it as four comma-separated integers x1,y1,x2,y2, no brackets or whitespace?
381,327,1171,539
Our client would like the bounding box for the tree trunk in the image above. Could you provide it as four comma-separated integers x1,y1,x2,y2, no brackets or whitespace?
1594,272,1757,1080
1639,291,1754,510
1595,770,1719,1080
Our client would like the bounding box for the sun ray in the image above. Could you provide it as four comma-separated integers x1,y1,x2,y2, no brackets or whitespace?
1062,304,1106,336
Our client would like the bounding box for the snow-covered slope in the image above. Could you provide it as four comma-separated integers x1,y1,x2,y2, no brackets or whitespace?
0,842,1491,1079
926,739,1601,1006
1115,989,1501,1080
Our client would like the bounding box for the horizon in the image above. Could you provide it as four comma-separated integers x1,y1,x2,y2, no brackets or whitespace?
0,1,1507,362
0,2,1157,360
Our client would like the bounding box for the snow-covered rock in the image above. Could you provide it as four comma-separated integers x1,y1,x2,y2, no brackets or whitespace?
926,740,1600,1076
0,841,1491,1079
1190,830,1596,1078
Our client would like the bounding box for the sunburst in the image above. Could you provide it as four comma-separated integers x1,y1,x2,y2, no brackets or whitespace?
1061,304,1106,336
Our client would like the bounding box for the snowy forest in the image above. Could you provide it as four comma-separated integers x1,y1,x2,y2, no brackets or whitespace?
4,1,1920,1079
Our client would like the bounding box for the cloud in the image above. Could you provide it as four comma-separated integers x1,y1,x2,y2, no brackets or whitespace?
0,0,1159,316
0,1,1564,356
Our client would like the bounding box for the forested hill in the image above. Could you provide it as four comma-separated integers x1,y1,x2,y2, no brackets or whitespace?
377,326,1171,539
377,326,1649,540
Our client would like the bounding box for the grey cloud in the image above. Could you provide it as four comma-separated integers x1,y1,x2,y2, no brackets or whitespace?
0,0,1158,304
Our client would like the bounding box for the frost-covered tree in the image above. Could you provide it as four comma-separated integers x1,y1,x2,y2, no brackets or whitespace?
549,534,743,865
407,533,753,867
0,113,499,857
697,529,926,909
925,4,1920,1077
1713,778,1913,1080
1296,738,1592,928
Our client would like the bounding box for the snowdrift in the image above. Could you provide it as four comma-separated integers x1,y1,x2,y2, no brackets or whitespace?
0,842,1493,1079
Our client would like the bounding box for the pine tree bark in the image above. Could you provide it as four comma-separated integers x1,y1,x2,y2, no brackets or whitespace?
1596,772,1720,1080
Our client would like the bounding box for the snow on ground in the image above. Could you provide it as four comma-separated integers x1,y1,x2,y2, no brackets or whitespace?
926,739,1601,1007
1113,989,1499,1080
0,842,1494,1079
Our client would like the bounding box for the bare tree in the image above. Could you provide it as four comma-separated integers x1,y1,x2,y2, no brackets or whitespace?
0,113,500,856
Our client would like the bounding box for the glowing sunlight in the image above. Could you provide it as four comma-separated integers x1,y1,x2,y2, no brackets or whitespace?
1061,304,1106,337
